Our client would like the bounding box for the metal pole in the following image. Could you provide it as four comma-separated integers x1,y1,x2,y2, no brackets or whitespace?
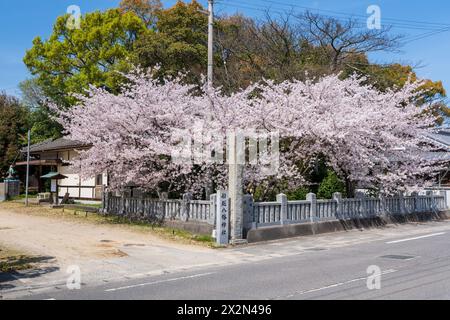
25,130,31,207
207,0,214,88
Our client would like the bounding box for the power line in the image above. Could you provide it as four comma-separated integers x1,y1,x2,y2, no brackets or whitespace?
257,0,450,28
217,0,450,44
402,27,450,45
219,0,447,31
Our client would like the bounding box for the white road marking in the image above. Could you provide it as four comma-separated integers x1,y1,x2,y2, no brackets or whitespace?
104,272,215,292
386,232,446,244
283,269,397,298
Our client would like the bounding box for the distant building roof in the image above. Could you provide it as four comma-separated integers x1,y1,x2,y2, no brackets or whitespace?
22,138,90,154
426,129,450,150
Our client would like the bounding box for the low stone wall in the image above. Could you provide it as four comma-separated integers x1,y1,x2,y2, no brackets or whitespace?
163,220,214,236
246,210,450,243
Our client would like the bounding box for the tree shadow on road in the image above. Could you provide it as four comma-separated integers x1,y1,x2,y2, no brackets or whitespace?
0,255,59,292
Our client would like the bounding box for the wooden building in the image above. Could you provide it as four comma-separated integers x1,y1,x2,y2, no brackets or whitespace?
16,138,107,202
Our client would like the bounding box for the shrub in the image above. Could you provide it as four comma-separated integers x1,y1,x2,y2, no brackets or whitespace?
317,170,346,199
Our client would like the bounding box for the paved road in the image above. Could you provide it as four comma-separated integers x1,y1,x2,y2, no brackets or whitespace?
12,220,450,300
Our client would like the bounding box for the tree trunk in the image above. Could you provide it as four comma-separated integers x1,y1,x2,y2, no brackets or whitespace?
345,177,355,198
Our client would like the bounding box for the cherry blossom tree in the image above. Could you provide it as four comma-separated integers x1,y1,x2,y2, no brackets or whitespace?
55,68,443,198
247,75,443,195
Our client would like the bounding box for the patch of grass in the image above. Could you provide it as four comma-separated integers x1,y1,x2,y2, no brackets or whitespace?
0,247,34,273
7,194,38,201
73,202,102,209
97,215,217,247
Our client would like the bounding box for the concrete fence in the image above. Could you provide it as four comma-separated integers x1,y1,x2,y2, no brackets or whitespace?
102,193,215,225
245,192,447,230
102,190,448,243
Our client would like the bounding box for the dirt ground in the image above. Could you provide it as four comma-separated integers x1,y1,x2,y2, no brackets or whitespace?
0,202,234,298
0,202,212,263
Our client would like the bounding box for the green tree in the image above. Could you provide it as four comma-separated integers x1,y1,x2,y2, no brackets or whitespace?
0,93,29,178
19,78,62,144
132,0,208,84
24,9,147,108
119,0,162,27
317,170,346,199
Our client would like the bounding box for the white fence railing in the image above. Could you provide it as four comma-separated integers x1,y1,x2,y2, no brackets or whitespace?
247,192,448,229
103,191,448,231
103,194,215,225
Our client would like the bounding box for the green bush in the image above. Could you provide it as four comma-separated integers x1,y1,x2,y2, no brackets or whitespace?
317,170,346,199
286,187,310,201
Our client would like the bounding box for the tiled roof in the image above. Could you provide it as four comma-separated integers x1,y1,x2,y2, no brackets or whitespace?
22,138,90,153
426,129,450,150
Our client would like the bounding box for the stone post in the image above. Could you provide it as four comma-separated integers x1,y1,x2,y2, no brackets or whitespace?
216,190,229,245
428,191,436,212
440,191,448,210
307,193,317,223
333,192,343,220
380,195,387,218
181,192,192,222
277,194,288,225
228,130,245,243
243,194,255,231
411,192,419,213
140,197,145,218
120,194,126,215
102,186,108,214
355,191,365,217
209,193,217,226
398,192,405,215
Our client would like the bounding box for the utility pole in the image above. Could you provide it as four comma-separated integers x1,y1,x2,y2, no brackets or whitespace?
25,130,31,207
207,0,214,87
206,1,244,243
205,0,215,199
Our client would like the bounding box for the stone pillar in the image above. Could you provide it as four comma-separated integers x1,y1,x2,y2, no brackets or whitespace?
120,194,126,215
228,131,245,243
411,192,419,213
356,192,367,217
277,194,288,225
102,187,108,214
243,194,255,231
380,195,387,217
398,192,405,215
140,197,145,218
215,190,229,245
307,193,317,223
429,191,436,211
209,193,217,226
181,192,192,222
440,191,448,210
333,192,343,220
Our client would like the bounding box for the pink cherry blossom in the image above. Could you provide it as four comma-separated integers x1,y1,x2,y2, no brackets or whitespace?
54,69,444,198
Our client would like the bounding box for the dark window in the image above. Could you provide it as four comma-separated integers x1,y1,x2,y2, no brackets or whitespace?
96,174,103,186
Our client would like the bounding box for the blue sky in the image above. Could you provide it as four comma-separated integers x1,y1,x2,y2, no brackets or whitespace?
1,0,449,99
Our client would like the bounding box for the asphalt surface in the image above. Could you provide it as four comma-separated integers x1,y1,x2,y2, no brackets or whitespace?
16,221,450,300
